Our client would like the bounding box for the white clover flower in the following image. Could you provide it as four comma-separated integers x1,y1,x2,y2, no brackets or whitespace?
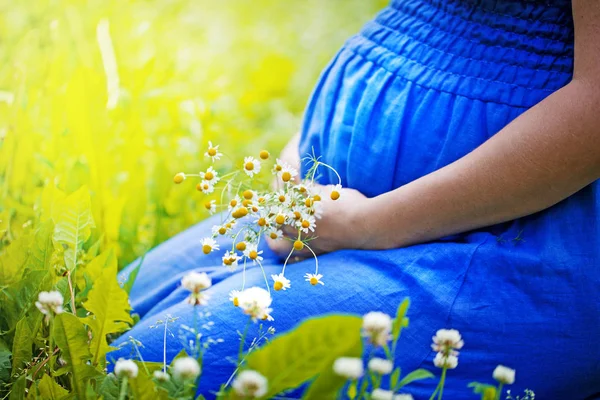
271,273,291,291
493,365,516,385
114,359,139,379
237,287,273,322
197,180,215,194
205,141,222,162
201,237,220,254
431,329,464,355
433,352,458,369
222,251,240,271
204,199,217,215
229,290,242,307
362,312,393,346
35,291,64,318
243,156,261,178
304,273,324,286
368,357,393,375
333,357,364,380
181,272,211,306
153,370,170,382
172,357,201,380
232,370,268,398
394,395,414,400
371,389,394,400
200,166,220,184
243,243,263,264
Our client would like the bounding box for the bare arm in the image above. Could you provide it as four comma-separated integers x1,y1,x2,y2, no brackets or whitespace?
357,0,600,249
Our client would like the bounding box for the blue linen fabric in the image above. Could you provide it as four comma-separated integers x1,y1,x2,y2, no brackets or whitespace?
109,0,600,398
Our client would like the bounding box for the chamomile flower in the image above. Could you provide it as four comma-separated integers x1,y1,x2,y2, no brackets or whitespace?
272,158,284,174
266,228,283,240
243,243,263,263
222,251,240,271
212,223,232,236
298,215,316,233
330,184,342,200
205,141,222,162
204,199,217,214
271,273,291,291
271,207,288,225
173,172,186,184
304,273,324,286
228,195,242,211
229,290,242,307
201,237,219,254
278,164,298,183
200,166,220,183
196,180,214,194
237,287,273,321
243,156,261,178
275,190,292,206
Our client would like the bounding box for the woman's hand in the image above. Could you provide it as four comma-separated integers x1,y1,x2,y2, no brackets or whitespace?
266,184,372,260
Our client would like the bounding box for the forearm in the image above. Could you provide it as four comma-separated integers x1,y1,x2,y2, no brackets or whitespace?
362,80,600,249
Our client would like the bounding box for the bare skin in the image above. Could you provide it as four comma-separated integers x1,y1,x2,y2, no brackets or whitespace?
268,0,600,257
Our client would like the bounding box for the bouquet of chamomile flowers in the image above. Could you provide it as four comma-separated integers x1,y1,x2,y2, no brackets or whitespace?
173,142,342,317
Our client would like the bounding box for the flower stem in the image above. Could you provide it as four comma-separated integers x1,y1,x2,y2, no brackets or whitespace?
437,367,447,400
118,377,129,400
66,270,76,314
496,383,504,400
47,316,55,371
237,318,251,363
163,316,169,373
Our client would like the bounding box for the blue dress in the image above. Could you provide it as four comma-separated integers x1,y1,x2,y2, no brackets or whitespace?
110,0,600,398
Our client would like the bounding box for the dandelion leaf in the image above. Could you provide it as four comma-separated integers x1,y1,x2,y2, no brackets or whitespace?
245,314,363,399
37,374,69,399
52,186,95,271
82,262,133,367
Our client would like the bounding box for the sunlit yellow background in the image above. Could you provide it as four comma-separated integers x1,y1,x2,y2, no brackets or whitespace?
0,0,386,267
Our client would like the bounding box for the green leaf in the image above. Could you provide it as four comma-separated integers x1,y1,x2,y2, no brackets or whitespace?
0,338,11,384
390,367,401,388
11,317,34,376
37,374,69,399
98,374,120,400
245,314,363,399
392,298,410,341
130,361,169,400
52,312,93,398
52,186,95,271
9,374,27,400
82,262,133,366
396,368,434,390
26,220,55,271
0,232,32,285
122,254,145,294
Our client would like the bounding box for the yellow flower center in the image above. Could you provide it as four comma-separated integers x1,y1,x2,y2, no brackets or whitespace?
242,199,252,207
232,207,248,219
204,201,213,210
278,195,286,203
258,197,265,203
204,171,214,180
310,277,319,285
236,242,246,251
275,164,282,171
275,215,285,225
252,206,259,212
218,227,227,235
208,148,217,156
301,220,310,229
226,223,232,229
230,199,238,207
173,173,185,184
233,297,239,307
245,162,254,171
196,183,202,191
243,190,253,199
249,250,258,260
202,244,212,254
258,218,267,227
293,211,301,220
299,186,306,193
281,171,291,182
259,150,270,160
305,198,313,207
293,240,304,251
269,232,278,239
274,281,283,291
313,194,321,202
202,183,209,190
223,258,232,265
330,191,340,200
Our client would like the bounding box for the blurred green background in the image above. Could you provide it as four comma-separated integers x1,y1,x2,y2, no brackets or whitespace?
0,0,386,267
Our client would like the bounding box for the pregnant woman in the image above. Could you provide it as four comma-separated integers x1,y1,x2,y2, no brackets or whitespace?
110,0,600,397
